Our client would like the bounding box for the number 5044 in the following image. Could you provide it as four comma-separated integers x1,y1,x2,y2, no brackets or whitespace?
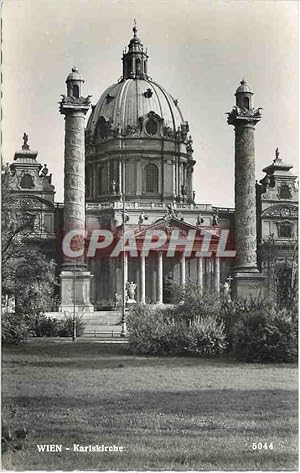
252,442,274,450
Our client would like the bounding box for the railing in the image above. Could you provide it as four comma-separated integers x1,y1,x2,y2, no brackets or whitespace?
56,201,235,213
82,329,124,338
85,201,214,212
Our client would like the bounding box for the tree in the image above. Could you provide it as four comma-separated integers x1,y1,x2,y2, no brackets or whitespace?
259,234,298,312
1,164,58,341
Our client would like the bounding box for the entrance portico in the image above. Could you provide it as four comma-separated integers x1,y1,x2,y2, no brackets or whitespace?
87,216,229,308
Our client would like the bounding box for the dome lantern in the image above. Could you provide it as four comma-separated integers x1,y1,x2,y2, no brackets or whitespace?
122,21,149,80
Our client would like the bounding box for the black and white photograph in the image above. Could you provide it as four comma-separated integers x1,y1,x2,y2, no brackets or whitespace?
1,0,298,471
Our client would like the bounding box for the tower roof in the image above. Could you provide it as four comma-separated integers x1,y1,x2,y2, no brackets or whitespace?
235,79,253,95
12,133,39,164
262,147,294,175
66,66,84,82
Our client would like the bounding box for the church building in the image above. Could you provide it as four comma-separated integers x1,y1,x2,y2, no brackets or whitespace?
7,26,298,312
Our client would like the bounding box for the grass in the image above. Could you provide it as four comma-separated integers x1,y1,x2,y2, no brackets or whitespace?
1,339,298,471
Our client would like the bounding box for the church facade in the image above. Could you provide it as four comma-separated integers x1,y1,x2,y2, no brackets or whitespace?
7,27,298,311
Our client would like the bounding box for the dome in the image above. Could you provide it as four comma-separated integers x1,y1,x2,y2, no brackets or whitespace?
86,78,185,136
235,79,252,95
66,66,83,82
85,26,195,205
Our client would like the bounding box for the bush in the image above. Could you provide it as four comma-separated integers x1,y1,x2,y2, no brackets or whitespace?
56,315,85,337
232,308,298,363
169,282,221,322
27,314,85,338
219,295,273,349
127,304,227,357
1,312,29,344
29,315,60,337
186,317,227,356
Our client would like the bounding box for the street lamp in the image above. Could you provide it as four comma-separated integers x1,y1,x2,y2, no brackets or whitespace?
72,261,77,341
120,157,127,338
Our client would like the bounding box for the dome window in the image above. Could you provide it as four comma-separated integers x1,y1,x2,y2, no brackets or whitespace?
97,117,111,139
20,173,34,189
144,88,153,98
145,163,158,193
106,93,114,104
146,119,158,136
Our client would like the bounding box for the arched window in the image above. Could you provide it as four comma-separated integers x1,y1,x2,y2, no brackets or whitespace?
145,163,158,194
20,173,34,189
136,58,142,75
73,84,79,98
244,97,250,109
127,59,132,75
97,117,109,139
279,184,291,199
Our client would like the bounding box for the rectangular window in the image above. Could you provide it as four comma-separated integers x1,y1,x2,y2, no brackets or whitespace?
279,225,292,238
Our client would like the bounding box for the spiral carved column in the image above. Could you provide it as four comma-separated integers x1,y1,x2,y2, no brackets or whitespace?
234,124,258,272
227,81,265,299
59,91,94,313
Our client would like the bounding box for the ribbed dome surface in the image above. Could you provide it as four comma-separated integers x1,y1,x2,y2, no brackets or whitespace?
87,78,185,135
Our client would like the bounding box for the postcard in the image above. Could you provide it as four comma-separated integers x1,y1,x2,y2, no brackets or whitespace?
1,0,298,471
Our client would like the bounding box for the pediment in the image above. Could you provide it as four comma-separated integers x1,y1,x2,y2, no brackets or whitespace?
11,195,55,211
261,204,298,218
133,217,219,240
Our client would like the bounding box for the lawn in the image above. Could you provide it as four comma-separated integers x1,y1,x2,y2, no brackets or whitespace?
1,339,298,471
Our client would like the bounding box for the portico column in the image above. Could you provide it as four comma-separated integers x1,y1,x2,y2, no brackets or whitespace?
197,256,204,296
180,254,186,286
214,255,220,295
140,254,146,304
157,252,163,304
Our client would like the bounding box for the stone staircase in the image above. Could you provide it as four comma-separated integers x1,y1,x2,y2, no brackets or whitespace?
81,311,122,338
45,310,123,339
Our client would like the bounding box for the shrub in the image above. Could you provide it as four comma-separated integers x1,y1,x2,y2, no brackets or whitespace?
29,315,60,337
232,308,298,363
1,312,29,344
219,295,273,349
29,314,85,338
186,316,227,356
127,305,166,354
170,282,221,322
57,315,85,338
127,304,227,357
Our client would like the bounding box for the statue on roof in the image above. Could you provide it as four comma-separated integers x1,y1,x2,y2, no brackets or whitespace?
166,204,177,218
41,164,49,178
22,133,29,150
274,147,282,164
212,212,219,226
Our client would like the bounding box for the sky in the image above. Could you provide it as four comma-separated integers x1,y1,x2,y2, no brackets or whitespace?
2,0,299,207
